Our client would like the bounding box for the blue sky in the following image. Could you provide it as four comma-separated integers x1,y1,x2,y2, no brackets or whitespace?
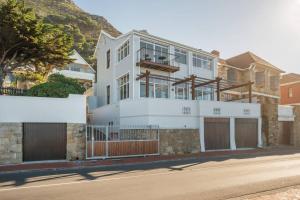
74,0,300,73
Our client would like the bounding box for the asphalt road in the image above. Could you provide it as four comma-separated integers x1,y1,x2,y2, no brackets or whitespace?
2,151,300,200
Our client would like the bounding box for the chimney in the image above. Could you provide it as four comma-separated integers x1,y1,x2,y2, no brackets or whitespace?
211,50,220,57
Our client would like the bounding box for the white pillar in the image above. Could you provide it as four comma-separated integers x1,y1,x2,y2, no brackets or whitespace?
258,117,263,147
230,117,237,150
199,117,205,152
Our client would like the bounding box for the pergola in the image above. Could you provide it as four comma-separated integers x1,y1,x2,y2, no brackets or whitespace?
136,71,254,103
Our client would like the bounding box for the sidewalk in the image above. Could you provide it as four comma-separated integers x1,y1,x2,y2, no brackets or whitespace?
0,147,298,174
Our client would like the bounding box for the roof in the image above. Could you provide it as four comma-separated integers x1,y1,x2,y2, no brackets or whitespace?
223,51,285,73
280,73,300,85
70,50,95,72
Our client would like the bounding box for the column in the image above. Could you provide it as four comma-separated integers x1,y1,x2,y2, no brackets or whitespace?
258,117,263,147
230,117,237,150
199,117,205,152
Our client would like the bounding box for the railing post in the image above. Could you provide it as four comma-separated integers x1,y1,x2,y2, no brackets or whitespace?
191,75,196,100
249,81,252,103
217,78,220,101
91,125,94,158
105,126,109,158
85,125,88,159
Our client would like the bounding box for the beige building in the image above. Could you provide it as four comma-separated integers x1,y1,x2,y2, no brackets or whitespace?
215,51,285,145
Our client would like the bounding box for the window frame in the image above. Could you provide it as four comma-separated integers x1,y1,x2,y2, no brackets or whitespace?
106,85,110,104
118,73,130,100
175,48,188,65
192,53,213,70
106,49,111,69
117,40,130,62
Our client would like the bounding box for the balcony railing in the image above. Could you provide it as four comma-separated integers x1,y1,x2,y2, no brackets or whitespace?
136,48,180,73
0,87,27,96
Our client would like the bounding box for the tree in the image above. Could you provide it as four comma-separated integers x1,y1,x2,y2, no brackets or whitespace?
0,0,74,86
26,74,85,98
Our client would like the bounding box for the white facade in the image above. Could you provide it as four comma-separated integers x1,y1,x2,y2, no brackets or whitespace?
0,94,86,123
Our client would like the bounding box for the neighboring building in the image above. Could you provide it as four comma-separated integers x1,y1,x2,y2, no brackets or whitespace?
53,50,95,89
217,51,285,145
90,30,262,153
280,73,300,105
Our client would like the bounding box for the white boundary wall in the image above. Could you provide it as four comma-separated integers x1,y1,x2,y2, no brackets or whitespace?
0,94,86,123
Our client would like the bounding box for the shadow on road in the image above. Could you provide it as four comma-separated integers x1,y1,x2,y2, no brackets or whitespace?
1,146,300,188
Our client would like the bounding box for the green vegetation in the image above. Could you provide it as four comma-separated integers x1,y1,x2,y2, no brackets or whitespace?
1,0,121,68
0,0,74,86
26,74,85,97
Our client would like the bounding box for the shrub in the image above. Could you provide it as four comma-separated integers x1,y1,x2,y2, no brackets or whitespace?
26,74,85,97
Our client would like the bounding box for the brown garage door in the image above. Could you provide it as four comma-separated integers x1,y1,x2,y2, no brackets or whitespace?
278,121,292,145
204,118,230,150
235,118,258,148
23,123,67,162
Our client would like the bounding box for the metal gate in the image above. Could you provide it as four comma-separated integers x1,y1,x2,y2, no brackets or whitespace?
23,123,67,162
86,125,160,159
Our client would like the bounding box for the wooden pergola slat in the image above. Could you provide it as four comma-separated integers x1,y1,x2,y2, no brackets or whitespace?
220,81,254,103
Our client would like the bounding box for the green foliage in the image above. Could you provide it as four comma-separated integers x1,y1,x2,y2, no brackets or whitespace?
14,71,45,83
26,74,85,98
0,0,74,85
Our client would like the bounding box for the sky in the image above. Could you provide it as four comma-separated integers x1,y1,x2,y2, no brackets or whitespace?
74,0,300,73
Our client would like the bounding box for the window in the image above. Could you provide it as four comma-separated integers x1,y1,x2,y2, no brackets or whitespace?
140,78,169,98
106,50,110,69
288,88,293,98
118,40,130,62
255,71,265,86
69,64,81,72
195,87,213,100
175,84,188,100
140,41,169,64
118,74,129,100
106,85,110,104
227,68,237,82
270,76,279,91
192,54,213,70
175,49,187,64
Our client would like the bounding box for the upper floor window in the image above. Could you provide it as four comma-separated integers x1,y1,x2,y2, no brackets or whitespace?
106,50,110,69
69,64,81,72
255,71,265,87
118,40,130,62
192,54,213,70
175,49,187,64
288,87,293,98
270,76,279,91
106,85,110,104
118,73,129,100
227,68,237,82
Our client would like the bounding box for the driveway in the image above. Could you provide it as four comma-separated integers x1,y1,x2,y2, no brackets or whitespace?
1,149,300,200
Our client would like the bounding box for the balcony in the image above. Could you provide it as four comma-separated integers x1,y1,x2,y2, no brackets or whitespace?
136,48,180,73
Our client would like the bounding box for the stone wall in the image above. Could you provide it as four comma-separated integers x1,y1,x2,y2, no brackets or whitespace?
0,123,22,164
159,129,200,155
258,96,279,146
66,123,86,161
292,106,300,146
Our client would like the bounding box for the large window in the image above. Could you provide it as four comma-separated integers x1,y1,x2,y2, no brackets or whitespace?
140,41,169,64
255,71,265,87
118,74,129,100
195,87,213,100
106,50,110,69
140,78,169,98
106,85,110,104
118,40,130,62
227,68,237,82
175,49,188,64
192,54,213,70
270,76,279,91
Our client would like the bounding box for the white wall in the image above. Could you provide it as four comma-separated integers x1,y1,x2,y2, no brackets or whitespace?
91,104,120,125
0,95,86,123
278,105,295,121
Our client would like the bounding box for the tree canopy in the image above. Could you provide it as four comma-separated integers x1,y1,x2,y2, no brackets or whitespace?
0,0,74,85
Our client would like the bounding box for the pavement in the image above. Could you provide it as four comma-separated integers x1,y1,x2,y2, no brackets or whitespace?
1,147,300,200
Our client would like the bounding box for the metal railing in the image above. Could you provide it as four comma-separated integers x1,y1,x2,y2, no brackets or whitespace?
136,47,180,68
0,87,27,96
86,125,160,159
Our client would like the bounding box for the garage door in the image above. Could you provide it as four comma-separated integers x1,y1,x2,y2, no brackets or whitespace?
235,118,258,148
23,123,67,162
278,121,292,145
204,118,230,150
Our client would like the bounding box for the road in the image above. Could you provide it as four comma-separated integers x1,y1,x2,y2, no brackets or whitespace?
2,151,300,200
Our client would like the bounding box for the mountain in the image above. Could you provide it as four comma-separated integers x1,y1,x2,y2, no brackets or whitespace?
1,0,121,67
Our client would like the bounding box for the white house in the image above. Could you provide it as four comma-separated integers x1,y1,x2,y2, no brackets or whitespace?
91,30,262,151
53,50,95,88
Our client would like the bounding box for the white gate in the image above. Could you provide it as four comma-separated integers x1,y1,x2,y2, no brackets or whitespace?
86,125,160,159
